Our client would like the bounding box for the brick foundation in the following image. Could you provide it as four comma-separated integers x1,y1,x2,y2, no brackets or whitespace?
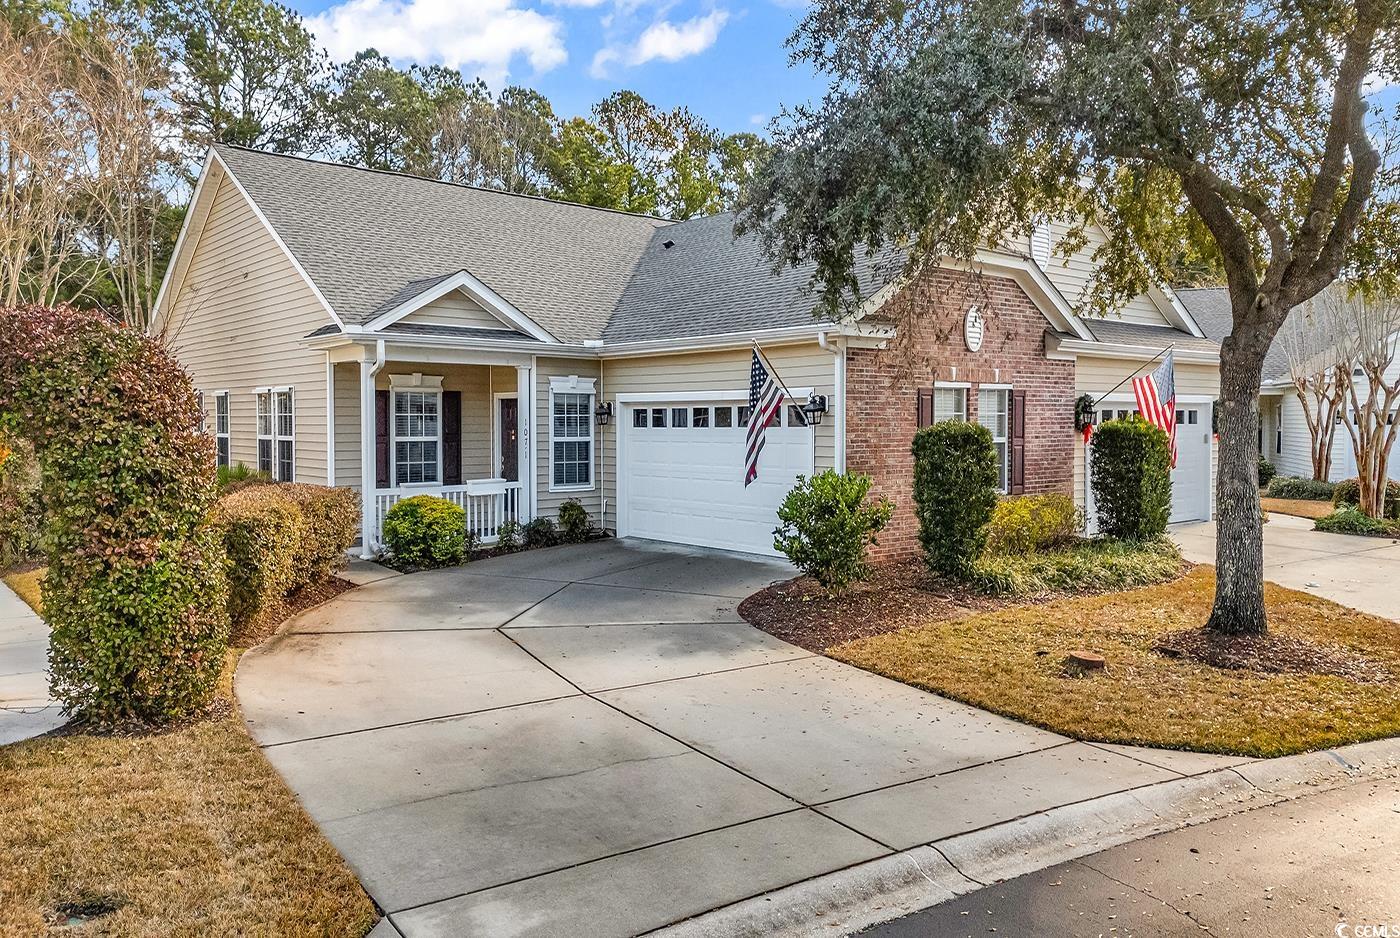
846,270,1076,560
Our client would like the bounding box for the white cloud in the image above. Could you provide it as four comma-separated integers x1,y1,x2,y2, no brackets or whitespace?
590,7,728,76
748,112,767,126
309,0,567,84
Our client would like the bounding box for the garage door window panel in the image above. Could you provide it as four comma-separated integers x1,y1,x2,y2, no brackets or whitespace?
550,378,596,491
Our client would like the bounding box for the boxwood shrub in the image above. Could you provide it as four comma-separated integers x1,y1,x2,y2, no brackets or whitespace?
774,470,893,592
383,495,469,567
0,304,227,725
1090,418,1172,540
558,498,593,543
1257,457,1278,488
912,421,999,576
1265,475,1336,500
1331,477,1400,519
984,493,1081,554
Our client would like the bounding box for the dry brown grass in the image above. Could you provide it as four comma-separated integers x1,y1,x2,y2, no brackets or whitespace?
830,567,1400,757
0,572,378,936
2,566,44,614
1260,496,1337,520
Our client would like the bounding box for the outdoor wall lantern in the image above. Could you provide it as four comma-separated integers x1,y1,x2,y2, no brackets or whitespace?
802,393,829,427
594,401,613,426
1074,394,1097,432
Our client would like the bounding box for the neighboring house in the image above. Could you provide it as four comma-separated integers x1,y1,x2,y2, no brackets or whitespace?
1180,286,1400,484
153,146,1222,559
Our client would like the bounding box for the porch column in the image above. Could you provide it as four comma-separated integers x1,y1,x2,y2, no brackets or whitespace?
359,357,377,559
516,363,533,521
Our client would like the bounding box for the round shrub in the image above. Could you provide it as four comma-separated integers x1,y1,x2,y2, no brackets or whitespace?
209,486,306,630
1090,418,1172,540
1265,475,1336,500
521,516,558,548
1331,477,1400,519
558,498,592,543
0,304,228,725
773,470,893,592
985,493,1082,554
912,421,999,576
1257,457,1277,488
382,495,469,567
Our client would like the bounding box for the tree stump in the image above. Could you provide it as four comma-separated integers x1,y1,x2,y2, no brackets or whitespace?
1066,650,1106,671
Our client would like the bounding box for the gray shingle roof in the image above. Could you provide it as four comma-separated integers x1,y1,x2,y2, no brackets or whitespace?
216,145,670,343
1082,318,1220,354
1176,286,1290,380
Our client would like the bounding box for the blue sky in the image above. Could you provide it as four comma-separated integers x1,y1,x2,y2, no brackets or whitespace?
288,0,827,134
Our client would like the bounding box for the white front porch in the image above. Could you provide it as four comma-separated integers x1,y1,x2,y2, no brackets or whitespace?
372,479,524,547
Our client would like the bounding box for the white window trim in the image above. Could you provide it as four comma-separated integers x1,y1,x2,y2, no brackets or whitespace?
548,376,597,493
213,390,231,468
978,387,1011,494
932,382,968,423
390,387,444,488
254,386,295,481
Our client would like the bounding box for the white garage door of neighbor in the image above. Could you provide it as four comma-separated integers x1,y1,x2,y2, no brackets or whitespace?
620,399,814,556
1086,402,1213,527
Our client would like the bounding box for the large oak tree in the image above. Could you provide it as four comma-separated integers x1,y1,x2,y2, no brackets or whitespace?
739,0,1400,635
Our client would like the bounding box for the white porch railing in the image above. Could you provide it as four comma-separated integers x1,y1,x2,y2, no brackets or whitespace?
373,479,524,547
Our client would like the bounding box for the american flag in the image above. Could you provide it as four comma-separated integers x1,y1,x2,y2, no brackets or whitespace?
1132,352,1178,468
745,350,785,486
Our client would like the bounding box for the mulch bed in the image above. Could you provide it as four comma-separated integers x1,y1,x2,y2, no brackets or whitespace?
737,560,1006,652
229,575,356,647
1156,627,1393,684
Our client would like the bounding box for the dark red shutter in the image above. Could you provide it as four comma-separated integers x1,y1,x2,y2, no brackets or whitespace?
916,388,934,427
1010,389,1027,494
375,389,390,488
442,390,462,485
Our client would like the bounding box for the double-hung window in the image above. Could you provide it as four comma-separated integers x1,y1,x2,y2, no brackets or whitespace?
394,389,441,485
549,376,595,490
977,387,1011,493
214,392,230,468
933,384,967,423
256,388,294,481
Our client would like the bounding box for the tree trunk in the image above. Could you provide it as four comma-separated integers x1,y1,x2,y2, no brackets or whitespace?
1207,333,1269,636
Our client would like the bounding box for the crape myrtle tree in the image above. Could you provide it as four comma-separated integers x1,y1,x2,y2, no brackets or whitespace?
738,0,1400,635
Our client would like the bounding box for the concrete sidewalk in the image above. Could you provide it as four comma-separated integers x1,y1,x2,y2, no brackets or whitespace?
237,539,1269,938
1173,513,1400,620
0,578,65,745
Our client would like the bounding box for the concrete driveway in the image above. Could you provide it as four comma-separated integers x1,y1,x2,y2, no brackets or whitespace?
1173,513,1400,620
237,540,1248,938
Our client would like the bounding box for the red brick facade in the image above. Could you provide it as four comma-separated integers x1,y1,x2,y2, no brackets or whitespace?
846,270,1076,560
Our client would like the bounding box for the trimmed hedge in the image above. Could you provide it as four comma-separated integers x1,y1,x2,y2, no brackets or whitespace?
774,470,893,592
0,304,227,725
1090,418,1172,540
985,494,1081,554
0,434,43,567
382,495,469,567
912,421,999,576
210,483,359,633
1331,477,1400,519
970,536,1183,598
1265,476,1335,500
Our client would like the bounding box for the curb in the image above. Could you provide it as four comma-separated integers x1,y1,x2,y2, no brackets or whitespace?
654,735,1400,938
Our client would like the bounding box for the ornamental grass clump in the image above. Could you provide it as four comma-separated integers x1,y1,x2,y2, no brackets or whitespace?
382,495,469,567
1090,418,1172,540
912,421,999,576
0,304,228,726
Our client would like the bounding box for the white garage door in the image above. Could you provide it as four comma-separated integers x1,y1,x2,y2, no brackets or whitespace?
620,399,814,555
1086,402,1213,528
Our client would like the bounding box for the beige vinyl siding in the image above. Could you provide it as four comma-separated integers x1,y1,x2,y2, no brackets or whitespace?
536,357,604,522
171,173,333,483
399,289,514,330
1039,220,1172,326
333,362,362,488
597,343,837,532
1073,355,1221,515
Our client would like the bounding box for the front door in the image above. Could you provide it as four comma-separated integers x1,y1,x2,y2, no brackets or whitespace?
499,397,519,482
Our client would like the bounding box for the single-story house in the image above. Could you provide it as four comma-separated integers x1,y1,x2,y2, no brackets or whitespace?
1179,286,1400,484
153,145,1222,559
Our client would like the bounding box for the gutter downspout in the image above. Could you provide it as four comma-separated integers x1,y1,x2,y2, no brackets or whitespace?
818,331,846,473
358,339,386,559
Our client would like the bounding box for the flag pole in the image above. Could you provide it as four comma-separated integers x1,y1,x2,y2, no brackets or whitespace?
1091,343,1175,408
752,340,807,424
